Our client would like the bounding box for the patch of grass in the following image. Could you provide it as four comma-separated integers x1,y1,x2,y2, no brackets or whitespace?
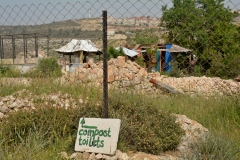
23,57,62,78
0,86,184,158
0,65,21,77
188,133,240,160
0,80,239,159
0,84,26,96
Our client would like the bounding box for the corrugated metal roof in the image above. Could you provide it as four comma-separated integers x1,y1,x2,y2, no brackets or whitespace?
116,47,139,57
55,39,100,53
168,44,191,52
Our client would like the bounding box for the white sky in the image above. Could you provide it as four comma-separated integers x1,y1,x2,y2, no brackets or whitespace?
1,0,239,9
0,0,239,25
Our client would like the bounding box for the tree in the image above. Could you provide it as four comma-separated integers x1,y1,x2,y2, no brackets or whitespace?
160,0,240,78
107,46,125,59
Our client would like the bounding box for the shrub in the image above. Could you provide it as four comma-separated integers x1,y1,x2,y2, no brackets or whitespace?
108,91,185,154
206,53,240,79
135,56,145,68
0,65,21,77
0,105,102,149
107,46,125,59
168,61,182,77
189,134,240,160
0,90,184,155
24,57,62,78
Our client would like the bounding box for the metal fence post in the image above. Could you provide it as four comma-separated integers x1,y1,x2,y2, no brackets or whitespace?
0,36,2,60
12,35,15,62
102,10,108,118
35,33,38,58
23,34,26,63
47,36,49,57
1,37,4,59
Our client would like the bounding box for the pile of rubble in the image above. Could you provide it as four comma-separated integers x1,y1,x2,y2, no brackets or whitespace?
64,56,161,94
155,76,240,97
1,56,238,97
0,90,85,119
64,56,240,97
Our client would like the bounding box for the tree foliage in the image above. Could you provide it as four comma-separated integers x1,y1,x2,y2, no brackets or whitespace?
160,0,240,78
107,46,125,59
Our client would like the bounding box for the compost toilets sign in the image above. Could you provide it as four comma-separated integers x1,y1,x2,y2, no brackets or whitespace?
74,118,121,155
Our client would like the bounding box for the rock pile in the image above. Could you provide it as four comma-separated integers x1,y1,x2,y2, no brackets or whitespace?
0,89,85,119
236,75,240,82
174,114,209,156
65,56,240,97
61,150,182,160
1,56,239,97
65,56,161,94
155,76,240,96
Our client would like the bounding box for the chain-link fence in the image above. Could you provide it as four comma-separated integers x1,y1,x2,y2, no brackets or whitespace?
0,0,240,159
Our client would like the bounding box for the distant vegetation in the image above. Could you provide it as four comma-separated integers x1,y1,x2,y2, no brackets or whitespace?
0,19,102,39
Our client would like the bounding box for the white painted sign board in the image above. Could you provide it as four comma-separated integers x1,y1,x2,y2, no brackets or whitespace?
74,118,121,155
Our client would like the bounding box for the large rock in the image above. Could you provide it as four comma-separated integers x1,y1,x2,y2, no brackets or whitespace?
116,56,126,67
0,112,4,119
236,75,240,82
174,114,209,156
0,106,9,113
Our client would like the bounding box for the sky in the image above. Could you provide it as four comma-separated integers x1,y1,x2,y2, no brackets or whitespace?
0,0,240,25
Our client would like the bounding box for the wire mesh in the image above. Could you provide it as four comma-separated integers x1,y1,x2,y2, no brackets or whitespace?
0,0,240,158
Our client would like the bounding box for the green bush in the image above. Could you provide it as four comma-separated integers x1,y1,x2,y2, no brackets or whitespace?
24,57,62,78
0,90,184,155
205,53,240,79
189,134,240,160
0,105,102,149
168,61,183,77
107,46,125,59
135,56,145,68
108,91,184,154
0,65,21,77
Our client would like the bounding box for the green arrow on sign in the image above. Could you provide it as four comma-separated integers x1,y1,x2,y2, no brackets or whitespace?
80,118,97,129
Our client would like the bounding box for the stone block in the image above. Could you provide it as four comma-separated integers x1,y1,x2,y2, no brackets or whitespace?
116,56,126,67
108,74,115,83
124,73,133,80
0,112,4,119
0,106,9,113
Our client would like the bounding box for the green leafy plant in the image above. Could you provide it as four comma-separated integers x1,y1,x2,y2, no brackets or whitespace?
107,46,125,59
161,0,240,79
0,65,21,77
24,57,62,78
189,134,240,160
135,56,145,68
